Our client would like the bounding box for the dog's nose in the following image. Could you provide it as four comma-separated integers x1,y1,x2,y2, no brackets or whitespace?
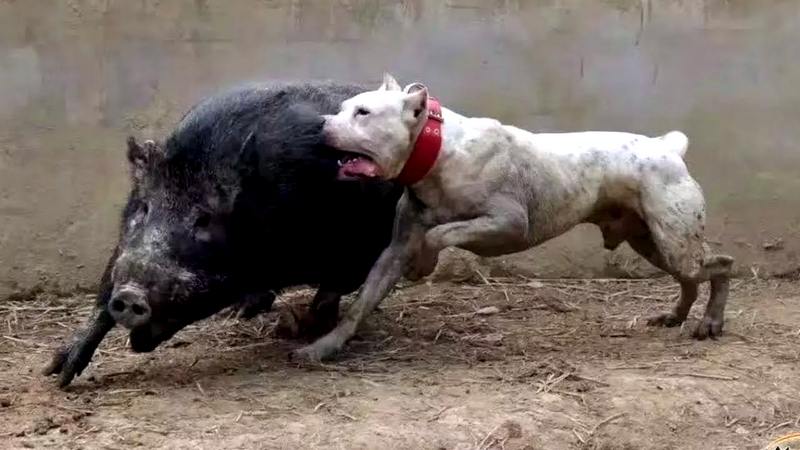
108,287,151,329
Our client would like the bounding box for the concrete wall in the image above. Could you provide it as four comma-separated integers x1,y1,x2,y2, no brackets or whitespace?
1,0,799,298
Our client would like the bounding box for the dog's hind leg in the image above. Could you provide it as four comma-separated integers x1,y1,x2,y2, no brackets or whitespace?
627,235,699,328
635,178,734,339
693,252,734,339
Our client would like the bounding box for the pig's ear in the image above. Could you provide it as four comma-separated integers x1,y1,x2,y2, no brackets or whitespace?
126,137,163,182
237,131,260,176
403,85,428,121
378,73,401,91
126,136,147,182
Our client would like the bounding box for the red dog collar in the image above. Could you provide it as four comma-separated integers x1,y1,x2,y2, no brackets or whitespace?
395,97,443,185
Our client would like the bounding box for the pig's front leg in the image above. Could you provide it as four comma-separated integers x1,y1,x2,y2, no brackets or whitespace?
289,243,410,362
234,291,277,319
44,247,118,388
43,306,115,388
274,289,343,340
404,237,439,281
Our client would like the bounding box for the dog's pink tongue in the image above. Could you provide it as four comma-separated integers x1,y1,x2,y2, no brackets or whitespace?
339,157,381,179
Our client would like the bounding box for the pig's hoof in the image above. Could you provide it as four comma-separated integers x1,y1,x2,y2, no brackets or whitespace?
301,313,338,340
404,269,423,282
274,306,303,339
405,256,438,281
274,304,337,341
405,266,433,282
692,316,723,340
43,344,87,389
235,303,265,320
235,293,275,320
647,312,684,328
43,347,69,376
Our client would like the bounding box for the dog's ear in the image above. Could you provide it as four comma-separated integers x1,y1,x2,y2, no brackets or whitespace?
403,85,428,119
403,82,426,94
378,73,401,91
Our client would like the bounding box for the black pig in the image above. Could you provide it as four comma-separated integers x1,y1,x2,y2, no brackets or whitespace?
44,82,402,388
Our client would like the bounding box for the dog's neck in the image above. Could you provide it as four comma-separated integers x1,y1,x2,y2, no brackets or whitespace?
409,107,464,174
404,107,549,213
404,107,479,204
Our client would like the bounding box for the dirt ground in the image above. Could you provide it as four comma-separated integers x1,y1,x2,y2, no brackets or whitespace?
1,277,799,449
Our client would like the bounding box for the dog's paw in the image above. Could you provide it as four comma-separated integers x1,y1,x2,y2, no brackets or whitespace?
288,345,324,365
647,312,685,328
288,334,346,364
692,316,723,340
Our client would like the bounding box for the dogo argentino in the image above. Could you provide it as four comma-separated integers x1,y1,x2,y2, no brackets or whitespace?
291,73,734,362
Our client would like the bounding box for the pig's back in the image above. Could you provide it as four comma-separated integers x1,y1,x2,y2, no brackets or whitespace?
164,82,402,293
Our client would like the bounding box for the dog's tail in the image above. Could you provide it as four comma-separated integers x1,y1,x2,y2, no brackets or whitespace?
659,131,689,159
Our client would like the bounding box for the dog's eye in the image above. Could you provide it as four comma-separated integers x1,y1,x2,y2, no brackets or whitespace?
354,107,370,117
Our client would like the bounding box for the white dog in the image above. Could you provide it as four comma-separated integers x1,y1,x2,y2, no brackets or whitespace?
291,74,734,362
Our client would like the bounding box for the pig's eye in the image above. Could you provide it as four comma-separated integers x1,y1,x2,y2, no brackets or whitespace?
194,213,211,230
354,107,370,117
130,202,148,228
194,213,213,242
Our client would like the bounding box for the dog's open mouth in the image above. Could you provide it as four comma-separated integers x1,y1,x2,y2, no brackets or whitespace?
337,152,382,180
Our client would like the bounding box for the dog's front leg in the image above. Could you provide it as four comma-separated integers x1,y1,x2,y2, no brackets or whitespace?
290,194,426,362
405,233,438,281
425,200,530,259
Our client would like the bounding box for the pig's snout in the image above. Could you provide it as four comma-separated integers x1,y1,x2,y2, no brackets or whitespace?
108,284,151,328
